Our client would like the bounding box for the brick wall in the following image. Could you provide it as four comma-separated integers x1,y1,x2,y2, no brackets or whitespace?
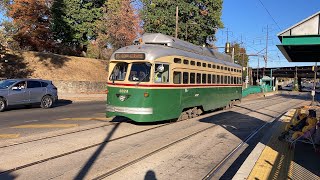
53,80,107,93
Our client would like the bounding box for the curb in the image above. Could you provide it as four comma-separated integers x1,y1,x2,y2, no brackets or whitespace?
232,108,297,180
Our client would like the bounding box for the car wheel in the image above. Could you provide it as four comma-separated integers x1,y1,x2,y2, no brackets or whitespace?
0,98,6,112
40,95,53,109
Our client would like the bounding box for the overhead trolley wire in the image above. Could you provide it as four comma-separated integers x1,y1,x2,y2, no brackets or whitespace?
258,0,282,31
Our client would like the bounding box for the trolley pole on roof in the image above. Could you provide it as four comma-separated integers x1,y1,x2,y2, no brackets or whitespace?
175,6,179,38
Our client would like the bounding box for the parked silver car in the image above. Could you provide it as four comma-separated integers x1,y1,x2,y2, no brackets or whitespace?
0,79,58,111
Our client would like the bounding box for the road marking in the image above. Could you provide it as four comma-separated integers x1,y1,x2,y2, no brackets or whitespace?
11,124,78,129
59,117,112,121
0,134,20,139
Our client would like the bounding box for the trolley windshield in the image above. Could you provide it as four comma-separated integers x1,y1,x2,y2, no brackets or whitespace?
109,62,151,82
109,62,128,81
129,63,151,82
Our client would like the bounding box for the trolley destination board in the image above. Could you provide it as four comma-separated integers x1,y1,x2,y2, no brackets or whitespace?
115,53,145,60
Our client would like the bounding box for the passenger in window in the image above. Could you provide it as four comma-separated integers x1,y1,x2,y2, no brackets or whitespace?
139,71,146,79
130,71,138,81
18,82,26,89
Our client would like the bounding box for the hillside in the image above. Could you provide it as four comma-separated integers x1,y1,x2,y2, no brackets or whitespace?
1,51,108,82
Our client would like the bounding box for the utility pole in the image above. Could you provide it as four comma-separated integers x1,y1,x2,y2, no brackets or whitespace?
175,6,179,38
265,25,269,68
312,62,317,105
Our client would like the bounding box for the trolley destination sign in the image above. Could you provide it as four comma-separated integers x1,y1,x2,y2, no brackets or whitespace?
114,53,146,60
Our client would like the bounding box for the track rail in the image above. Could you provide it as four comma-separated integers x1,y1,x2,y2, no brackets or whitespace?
0,95,286,149
0,95,303,177
202,100,307,179
92,98,303,179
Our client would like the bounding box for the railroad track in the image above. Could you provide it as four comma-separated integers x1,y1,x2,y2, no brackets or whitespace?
92,98,305,179
0,96,305,177
0,94,288,149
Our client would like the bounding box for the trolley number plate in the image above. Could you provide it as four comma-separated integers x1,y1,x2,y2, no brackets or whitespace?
119,89,128,93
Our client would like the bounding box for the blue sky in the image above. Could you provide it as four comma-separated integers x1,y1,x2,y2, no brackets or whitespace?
215,0,320,68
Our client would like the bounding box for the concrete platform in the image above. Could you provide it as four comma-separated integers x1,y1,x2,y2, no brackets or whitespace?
233,107,320,180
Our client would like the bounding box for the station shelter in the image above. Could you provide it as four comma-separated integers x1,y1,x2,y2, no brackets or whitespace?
277,11,320,102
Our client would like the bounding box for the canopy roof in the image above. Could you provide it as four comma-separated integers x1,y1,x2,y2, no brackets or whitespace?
277,11,320,62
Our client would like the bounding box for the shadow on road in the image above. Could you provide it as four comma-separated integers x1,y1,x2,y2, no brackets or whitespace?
74,123,121,179
0,169,18,180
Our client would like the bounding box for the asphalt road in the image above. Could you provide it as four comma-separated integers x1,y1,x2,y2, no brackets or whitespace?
0,93,310,180
0,101,107,138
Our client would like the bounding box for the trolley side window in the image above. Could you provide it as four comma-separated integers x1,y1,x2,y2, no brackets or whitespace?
212,74,216,84
154,64,169,83
224,76,227,84
228,76,231,84
208,74,211,84
217,75,220,84
196,73,201,84
174,58,182,64
190,73,195,84
109,62,128,81
183,72,189,84
173,71,181,84
202,74,206,84
129,63,151,82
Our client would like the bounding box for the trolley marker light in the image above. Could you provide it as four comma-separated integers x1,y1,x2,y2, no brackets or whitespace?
144,92,149,97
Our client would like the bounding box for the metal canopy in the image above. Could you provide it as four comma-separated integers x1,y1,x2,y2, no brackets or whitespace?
277,11,320,62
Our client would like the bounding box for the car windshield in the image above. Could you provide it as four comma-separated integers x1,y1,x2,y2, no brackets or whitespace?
0,80,18,89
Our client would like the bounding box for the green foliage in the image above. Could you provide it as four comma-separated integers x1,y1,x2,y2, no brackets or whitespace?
51,0,105,50
0,21,19,50
141,0,223,45
230,43,249,67
97,0,141,50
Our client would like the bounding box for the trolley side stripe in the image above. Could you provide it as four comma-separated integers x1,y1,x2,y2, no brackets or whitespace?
106,82,242,88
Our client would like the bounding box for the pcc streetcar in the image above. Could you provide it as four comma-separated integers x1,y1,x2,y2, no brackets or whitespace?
106,33,242,122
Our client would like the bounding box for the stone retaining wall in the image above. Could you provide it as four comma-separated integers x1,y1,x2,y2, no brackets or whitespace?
53,80,107,93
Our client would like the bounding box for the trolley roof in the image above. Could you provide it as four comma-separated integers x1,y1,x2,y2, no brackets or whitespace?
111,33,241,68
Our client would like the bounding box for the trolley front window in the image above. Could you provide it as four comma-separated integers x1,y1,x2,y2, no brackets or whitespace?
129,63,151,82
109,62,128,81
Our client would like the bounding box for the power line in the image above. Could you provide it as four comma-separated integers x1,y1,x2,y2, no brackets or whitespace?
258,0,281,31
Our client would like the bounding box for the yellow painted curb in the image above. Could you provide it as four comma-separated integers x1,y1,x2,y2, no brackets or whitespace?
59,117,112,121
248,109,297,180
0,134,20,138
12,124,78,128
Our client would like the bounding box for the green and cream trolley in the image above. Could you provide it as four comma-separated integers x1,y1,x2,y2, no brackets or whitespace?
106,33,242,122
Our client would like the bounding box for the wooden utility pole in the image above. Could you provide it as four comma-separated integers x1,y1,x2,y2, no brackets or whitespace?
175,6,179,38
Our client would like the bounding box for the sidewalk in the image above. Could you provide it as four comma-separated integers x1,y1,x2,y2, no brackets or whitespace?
234,107,320,180
58,92,107,102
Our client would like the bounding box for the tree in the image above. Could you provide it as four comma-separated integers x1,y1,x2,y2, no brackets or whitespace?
51,0,105,53
8,0,54,51
97,0,141,50
141,0,223,45
230,43,249,67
